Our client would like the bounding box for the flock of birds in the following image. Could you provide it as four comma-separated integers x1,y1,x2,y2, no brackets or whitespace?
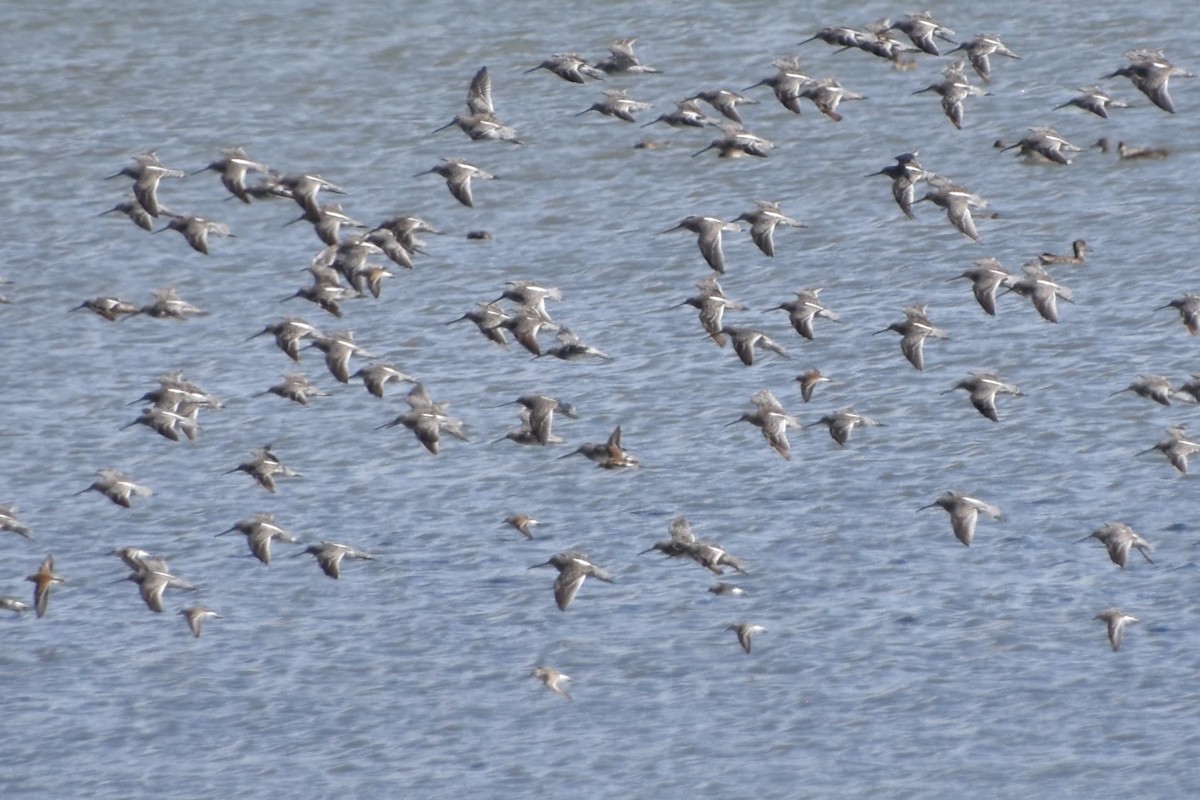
2,10,1194,701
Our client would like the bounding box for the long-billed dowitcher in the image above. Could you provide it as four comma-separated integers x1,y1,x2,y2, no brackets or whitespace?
888,11,956,56
531,666,573,700
99,195,154,231
377,383,469,455
122,404,200,442
226,446,301,493
673,275,744,346
720,326,789,366
558,425,638,468
1002,264,1073,323
218,513,300,565
180,606,221,638
25,555,64,618
918,492,1001,546
139,286,204,320
945,373,1023,421
743,57,812,114
71,296,141,321
108,152,186,217
726,389,801,460
914,174,988,241
416,158,495,207
1110,375,1178,406
77,469,152,507
947,34,1020,82
526,53,605,83
1055,86,1129,118
692,123,774,159
736,201,806,257
664,215,742,273
727,622,766,654
308,330,372,383
256,372,329,406
999,127,1081,165
874,304,948,371
641,516,747,574
529,550,614,611
1077,523,1154,568
866,152,928,219
539,327,612,361
913,60,989,129
301,542,375,579
947,258,1013,316
1156,294,1200,334
121,560,196,613
575,88,652,122
435,67,523,144
765,287,839,340
157,213,233,254
1103,49,1192,113
447,302,511,347
641,98,713,129
249,317,324,362
595,36,659,74
1095,609,1139,651
353,362,417,398
799,78,866,121
1138,425,1200,474
194,146,270,203
686,88,758,123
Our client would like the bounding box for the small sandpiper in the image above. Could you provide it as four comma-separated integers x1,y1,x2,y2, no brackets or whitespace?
531,666,573,700
0,504,32,539
918,492,1001,546
1095,609,1139,651
727,622,766,654
25,555,64,618
504,514,542,539
795,368,832,403
180,606,221,638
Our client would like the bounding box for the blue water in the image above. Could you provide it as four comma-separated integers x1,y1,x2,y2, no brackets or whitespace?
2,1,1199,797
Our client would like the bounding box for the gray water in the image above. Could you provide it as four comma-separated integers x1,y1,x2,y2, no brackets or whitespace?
2,1,1199,797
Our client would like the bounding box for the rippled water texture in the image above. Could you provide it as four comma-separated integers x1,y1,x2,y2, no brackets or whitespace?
2,1,1199,798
